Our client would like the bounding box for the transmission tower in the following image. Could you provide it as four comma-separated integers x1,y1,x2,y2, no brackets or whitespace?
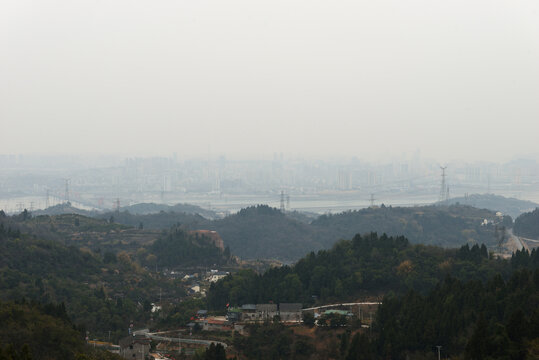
439,167,447,203
64,179,70,204
369,193,376,207
115,198,121,215
45,189,50,208
280,191,285,212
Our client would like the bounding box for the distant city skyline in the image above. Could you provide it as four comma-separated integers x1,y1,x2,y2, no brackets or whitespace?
1,152,538,214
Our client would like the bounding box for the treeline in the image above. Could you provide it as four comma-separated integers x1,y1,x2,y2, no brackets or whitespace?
207,233,524,309
102,210,207,230
0,300,122,360
514,207,539,239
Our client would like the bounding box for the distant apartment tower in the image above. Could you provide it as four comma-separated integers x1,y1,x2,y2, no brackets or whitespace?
337,169,352,190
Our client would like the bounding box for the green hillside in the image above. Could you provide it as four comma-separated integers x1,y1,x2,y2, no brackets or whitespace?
514,208,539,239
0,220,186,342
203,204,511,261
203,205,322,261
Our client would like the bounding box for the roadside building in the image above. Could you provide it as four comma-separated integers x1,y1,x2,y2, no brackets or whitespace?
256,303,278,321
226,307,242,322
119,335,150,360
240,304,257,322
199,316,232,331
279,303,302,322
207,271,229,283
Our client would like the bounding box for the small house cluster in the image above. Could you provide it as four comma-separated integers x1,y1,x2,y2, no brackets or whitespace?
226,303,302,323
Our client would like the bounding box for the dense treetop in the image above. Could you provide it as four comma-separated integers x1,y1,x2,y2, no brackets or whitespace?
0,300,122,360
206,232,530,309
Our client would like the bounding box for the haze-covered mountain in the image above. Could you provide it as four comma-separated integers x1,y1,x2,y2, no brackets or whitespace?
445,193,538,218
201,205,321,261
99,209,209,230
14,202,515,262
119,202,218,219
32,202,98,217
310,204,512,249
195,204,510,261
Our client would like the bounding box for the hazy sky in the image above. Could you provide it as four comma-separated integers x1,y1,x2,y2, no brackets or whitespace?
1,0,538,162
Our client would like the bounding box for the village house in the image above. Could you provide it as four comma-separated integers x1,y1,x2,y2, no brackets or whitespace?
198,316,233,331
256,303,278,321
240,304,257,321
279,303,303,322
119,335,150,360
236,303,302,323
207,270,229,283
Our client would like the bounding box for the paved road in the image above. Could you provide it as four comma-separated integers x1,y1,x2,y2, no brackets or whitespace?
145,332,228,349
507,228,525,252
302,302,382,312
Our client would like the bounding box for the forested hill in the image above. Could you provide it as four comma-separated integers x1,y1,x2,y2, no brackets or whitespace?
0,221,186,342
207,233,539,358
310,204,512,249
198,204,510,261
514,207,539,239
445,193,539,218
9,203,514,262
202,205,322,261
207,232,538,309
